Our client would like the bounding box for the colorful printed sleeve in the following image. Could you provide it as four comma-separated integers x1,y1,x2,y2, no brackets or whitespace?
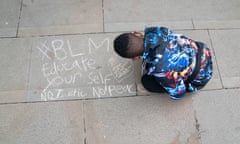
154,72,186,99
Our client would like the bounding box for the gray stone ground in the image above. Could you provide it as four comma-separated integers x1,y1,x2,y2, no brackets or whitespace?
0,0,240,144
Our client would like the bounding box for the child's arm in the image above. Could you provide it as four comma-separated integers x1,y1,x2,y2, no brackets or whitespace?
154,72,186,99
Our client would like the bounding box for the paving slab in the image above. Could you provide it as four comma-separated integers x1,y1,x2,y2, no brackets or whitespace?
192,0,240,29
28,33,136,102
0,38,31,92
194,20,240,30
136,30,222,96
0,101,84,144
0,90,26,104
104,0,240,32
189,0,240,20
193,89,240,144
209,29,240,88
18,0,103,36
0,0,21,37
104,0,193,32
85,95,199,144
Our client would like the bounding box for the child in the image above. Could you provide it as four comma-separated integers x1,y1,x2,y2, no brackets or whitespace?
113,27,213,100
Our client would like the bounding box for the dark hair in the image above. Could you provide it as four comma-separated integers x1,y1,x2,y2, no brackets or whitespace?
113,33,131,58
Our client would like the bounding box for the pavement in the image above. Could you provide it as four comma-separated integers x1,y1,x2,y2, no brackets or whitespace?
0,0,240,144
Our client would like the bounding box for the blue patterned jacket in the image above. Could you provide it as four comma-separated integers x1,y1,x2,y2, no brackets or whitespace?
143,27,213,99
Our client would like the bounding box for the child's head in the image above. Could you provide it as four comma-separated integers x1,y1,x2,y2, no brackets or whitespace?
113,32,144,60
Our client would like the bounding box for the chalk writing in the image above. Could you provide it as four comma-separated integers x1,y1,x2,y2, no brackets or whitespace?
41,88,87,101
87,71,113,85
108,57,133,82
88,38,110,54
44,72,82,87
41,58,96,77
34,37,135,101
37,39,85,61
92,84,135,98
